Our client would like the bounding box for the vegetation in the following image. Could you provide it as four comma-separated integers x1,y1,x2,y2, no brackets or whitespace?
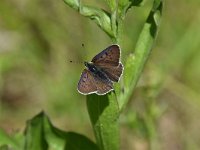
0,0,200,150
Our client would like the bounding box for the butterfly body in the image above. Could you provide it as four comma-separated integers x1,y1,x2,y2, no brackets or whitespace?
84,62,109,82
78,45,123,95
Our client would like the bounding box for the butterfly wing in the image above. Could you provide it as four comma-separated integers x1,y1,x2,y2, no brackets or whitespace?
78,69,113,95
78,44,123,95
101,63,123,82
91,44,123,82
91,45,120,67
93,75,114,95
77,69,97,95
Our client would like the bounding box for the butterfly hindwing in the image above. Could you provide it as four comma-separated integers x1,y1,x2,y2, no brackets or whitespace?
78,69,113,95
93,75,114,95
77,69,97,95
91,45,120,67
101,63,123,82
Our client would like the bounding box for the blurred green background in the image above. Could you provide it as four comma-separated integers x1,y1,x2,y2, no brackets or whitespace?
0,0,200,149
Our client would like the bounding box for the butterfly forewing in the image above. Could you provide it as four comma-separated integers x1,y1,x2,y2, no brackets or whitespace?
91,45,120,67
77,69,97,95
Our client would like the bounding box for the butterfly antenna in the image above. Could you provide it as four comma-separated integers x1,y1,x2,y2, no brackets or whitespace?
69,60,83,64
68,43,87,64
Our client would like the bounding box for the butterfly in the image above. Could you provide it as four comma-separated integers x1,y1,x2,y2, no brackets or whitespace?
77,44,123,95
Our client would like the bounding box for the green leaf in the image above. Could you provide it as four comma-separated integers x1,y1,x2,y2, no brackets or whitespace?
104,0,117,12
24,112,48,150
63,0,114,39
86,93,119,150
119,0,163,111
118,0,145,19
0,128,21,150
24,112,98,150
63,0,80,10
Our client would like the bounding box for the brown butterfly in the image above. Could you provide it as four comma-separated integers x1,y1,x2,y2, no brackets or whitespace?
77,44,123,95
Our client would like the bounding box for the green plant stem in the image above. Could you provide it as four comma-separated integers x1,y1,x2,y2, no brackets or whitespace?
111,10,117,42
116,16,124,45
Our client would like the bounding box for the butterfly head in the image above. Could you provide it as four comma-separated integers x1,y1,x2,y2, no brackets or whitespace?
84,61,89,67
84,61,98,73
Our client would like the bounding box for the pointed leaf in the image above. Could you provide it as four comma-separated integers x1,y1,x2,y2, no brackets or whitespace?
119,0,163,111
64,0,114,38
118,0,145,18
24,112,98,150
0,129,22,149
